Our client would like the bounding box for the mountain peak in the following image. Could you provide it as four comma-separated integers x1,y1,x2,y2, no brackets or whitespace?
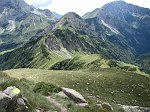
83,0,150,19
63,12,82,19
106,0,126,4
0,0,34,12
102,1,138,12
53,12,85,29
102,0,130,9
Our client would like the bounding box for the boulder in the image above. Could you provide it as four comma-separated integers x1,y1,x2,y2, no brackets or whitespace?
56,91,68,98
3,86,21,98
62,87,87,103
102,102,113,112
118,105,150,112
0,86,28,112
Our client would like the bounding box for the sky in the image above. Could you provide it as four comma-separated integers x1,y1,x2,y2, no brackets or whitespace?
24,0,150,16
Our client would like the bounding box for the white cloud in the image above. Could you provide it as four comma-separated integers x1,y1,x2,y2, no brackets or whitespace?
125,0,150,9
25,0,52,7
42,0,113,16
24,0,150,16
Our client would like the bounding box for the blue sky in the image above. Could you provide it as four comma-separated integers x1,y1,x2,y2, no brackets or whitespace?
24,0,150,16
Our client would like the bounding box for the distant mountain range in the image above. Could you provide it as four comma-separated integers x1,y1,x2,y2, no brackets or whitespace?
0,0,150,73
0,0,60,51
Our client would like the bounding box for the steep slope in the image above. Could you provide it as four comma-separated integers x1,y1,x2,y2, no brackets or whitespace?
36,9,57,21
51,12,135,62
0,12,138,70
136,53,150,74
0,35,66,70
83,1,150,55
0,0,57,52
1,1,149,69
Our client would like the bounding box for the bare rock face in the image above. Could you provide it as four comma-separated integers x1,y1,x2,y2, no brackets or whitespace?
0,86,29,112
62,87,87,103
118,105,150,112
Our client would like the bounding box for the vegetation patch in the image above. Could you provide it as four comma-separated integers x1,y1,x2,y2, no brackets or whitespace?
33,82,61,95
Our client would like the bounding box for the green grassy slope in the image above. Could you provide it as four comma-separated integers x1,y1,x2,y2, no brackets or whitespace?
0,71,110,112
4,68,150,108
0,71,60,112
0,26,138,72
0,35,65,70
50,54,147,76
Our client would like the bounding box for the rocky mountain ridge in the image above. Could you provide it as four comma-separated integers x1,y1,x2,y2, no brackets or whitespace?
0,1,150,73
83,1,150,55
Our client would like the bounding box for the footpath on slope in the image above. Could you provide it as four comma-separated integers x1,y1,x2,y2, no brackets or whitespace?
46,96,68,112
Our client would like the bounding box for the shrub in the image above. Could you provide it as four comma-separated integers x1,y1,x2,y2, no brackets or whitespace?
128,67,137,71
108,60,118,67
33,82,61,96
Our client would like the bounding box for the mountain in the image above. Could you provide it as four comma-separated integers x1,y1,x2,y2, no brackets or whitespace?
0,1,150,73
0,12,139,71
83,1,150,55
0,0,57,52
36,9,58,21
0,1,150,111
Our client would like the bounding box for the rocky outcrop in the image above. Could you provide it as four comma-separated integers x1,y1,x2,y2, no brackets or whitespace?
0,86,29,112
118,105,150,112
0,92,11,110
62,87,87,103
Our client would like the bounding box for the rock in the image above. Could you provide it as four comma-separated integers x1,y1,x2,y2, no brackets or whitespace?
3,86,14,95
76,103,88,107
3,86,21,98
0,91,11,109
22,97,29,106
17,98,26,106
102,102,113,112
15,98,28,112
56,91,68,98
0,86,28,112
96,104,103,108
118,105,150,112
62,87,87,103
36,108,45,112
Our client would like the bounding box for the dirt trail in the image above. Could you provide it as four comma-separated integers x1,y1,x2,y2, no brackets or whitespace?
46,96,68,112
